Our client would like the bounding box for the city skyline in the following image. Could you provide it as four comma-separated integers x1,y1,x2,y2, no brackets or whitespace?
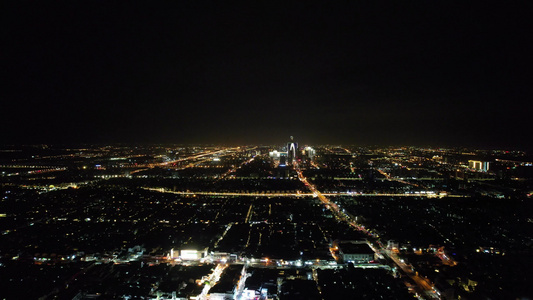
0,143,531,298
2,2,532,296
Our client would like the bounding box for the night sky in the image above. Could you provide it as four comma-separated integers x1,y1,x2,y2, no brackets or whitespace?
2,2,532,148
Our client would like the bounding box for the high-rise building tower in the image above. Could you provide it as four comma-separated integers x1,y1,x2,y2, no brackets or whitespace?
287,136,298,164
304,146,316,160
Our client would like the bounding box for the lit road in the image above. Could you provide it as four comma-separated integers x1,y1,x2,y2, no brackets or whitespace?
383,249,440,298
376,168,422,188
294,162,440,299
215,154,257,182
130,147,240,174
159,147,240,166
198,263,227,300
385,250,430,288
309,160,321,169
143,187,465,198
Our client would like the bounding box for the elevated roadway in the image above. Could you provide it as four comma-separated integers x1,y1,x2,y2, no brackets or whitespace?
143,187,466,198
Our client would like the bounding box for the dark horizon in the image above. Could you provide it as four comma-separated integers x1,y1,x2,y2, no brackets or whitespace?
2,2,532,150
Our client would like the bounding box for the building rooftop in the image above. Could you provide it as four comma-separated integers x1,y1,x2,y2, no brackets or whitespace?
338,242,374,255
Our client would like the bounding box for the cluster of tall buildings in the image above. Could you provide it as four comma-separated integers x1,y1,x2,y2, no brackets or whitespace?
268,137,315,166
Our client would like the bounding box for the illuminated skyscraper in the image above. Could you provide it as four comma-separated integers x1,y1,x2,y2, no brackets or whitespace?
304,146,316,160
287,136,298,164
